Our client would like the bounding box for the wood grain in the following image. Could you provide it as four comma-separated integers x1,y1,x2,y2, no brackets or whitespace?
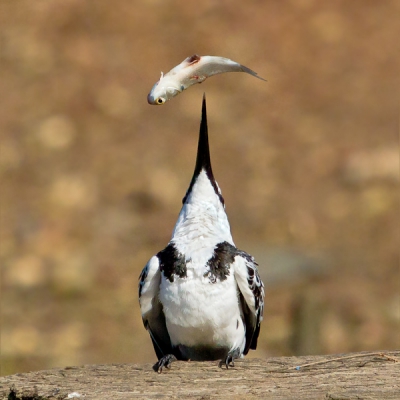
1,351,399,400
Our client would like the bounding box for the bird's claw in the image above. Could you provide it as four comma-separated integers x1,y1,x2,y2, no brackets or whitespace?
219,348,240,369
153,354,177,373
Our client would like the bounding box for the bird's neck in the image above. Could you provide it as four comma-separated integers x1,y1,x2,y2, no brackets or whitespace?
171,172,234,254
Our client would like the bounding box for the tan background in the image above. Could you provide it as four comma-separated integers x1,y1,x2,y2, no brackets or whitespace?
1,0,399,376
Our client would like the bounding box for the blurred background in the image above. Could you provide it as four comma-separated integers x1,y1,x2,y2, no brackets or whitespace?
1,0,399,376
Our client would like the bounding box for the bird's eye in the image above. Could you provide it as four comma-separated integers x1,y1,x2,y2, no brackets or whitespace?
156,98,165,104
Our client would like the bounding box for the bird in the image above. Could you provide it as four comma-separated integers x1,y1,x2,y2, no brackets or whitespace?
138,95,264,373
147,55,266,105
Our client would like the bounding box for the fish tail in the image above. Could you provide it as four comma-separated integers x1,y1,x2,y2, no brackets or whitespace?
240,65,267,82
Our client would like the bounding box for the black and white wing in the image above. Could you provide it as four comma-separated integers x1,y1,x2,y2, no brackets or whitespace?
138,256,173,360
233,251,265,355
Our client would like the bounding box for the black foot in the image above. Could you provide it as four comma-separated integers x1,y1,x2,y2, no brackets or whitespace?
153,354,177,373
219,348,241,369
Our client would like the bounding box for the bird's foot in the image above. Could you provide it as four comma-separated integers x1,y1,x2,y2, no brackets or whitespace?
219,348,241,369
153,354,177,373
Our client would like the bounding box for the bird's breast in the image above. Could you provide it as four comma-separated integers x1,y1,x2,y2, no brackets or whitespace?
159,268,238,325
159,271,242,348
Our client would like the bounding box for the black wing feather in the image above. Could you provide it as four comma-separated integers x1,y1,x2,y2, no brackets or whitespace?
139,258,174,360
234,250,264,355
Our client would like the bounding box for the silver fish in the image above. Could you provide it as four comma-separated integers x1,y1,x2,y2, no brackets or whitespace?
147,55,266,105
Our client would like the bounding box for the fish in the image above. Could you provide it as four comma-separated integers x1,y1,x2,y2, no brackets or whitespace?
147,55,266,105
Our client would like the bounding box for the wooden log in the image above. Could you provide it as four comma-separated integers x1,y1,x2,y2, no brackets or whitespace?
1,351,399,399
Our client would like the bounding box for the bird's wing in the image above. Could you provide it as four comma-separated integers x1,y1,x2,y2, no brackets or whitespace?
139,256,173,359
233,251,265,355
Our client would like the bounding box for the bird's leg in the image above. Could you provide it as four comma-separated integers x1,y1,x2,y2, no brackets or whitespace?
219,348,241,369
153,354,177,373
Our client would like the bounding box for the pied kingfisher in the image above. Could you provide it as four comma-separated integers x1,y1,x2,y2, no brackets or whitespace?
139,95,264,372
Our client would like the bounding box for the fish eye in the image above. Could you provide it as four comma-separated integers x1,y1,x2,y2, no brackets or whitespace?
156,98,165,104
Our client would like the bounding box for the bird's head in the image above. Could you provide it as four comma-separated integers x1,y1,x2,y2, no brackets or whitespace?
172,94,232,245
182,94,225,207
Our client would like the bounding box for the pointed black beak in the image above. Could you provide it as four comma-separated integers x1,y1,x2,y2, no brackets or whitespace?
182,94,224,205
194,94,212,178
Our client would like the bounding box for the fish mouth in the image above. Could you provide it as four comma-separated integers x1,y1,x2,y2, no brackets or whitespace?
147,92,166,105
147,93,156,105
